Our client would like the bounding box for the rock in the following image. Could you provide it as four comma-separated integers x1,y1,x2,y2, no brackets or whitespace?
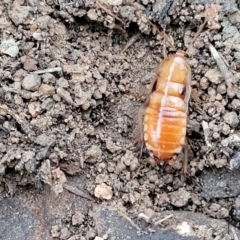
13,69,28,82
51,226,61,238
98,80,108,94
72,211,85,226
87,9,98,21
217,207,229,218
217,83,226,94
15,150,35,172
8,4,31,25
93,89,102,99
23,57,37,71
229,10,240,24
35,134,56,147
204,68,222,84
231,99,240,110
39,159,52,185
22,74,41,91
51,168,67,195
28,102,41,118
94,183,113,200
0,149,21,175
221,134,240,147
57,87,76,106
0,38,19,57
169,188,191,207
0,125,9,138
230,152,240,170
105,138,121,153
74,83,83,98
31,116,53,131
85,145,102,164
223,111,239,128
121,150,139,171
42,73,56,84
209,203,220,212
41,98,54,111
60,227,71,240
39,84,55,95
222,25,238,40
75,90,90,106
35,146,49,161
25,158,37,173
56,78,69,88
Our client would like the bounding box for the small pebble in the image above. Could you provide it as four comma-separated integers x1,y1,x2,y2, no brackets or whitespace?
28,102,41,118
217,84,226,95
94,183,113,200
22,73,41,91
39,84,55,95
72,211,85,226
223,111,239,128
169,188,191,207
205,68,222,84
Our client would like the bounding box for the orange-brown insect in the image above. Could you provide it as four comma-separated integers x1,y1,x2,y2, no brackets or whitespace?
138,5,214,167
143,50,191,164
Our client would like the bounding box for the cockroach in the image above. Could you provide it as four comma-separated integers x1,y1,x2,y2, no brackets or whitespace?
138,6,215,170
143,49,191,165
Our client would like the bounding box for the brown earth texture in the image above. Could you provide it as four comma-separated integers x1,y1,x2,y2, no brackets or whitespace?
1,0,240,239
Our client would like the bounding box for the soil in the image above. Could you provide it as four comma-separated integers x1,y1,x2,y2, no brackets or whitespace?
1,0,240,239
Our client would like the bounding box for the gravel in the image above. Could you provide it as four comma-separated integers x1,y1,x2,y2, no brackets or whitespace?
1,0,240,238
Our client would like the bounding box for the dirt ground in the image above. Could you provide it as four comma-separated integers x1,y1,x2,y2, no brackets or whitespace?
1,0,240,239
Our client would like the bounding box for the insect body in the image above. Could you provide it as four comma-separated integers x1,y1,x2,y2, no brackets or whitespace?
143,50,191,163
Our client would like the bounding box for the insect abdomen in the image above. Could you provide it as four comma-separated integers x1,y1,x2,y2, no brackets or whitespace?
144,90,187,160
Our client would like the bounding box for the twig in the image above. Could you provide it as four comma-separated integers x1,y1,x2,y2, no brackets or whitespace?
121,32,141,54
33,67,62,74
63,183,93,201
155,214,173,225
201,121,212,148
96,0,125,25
209,44,234,89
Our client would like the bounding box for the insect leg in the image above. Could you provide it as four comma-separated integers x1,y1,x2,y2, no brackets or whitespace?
182,138,189,175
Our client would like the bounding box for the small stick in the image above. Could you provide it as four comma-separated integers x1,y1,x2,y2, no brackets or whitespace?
209,44,234,89
63,183,93,201
33,67,62,74
201,121,212,148
155,214,173,225
121,32,141,54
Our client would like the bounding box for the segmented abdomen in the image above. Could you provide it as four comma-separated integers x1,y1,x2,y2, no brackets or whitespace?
144,83,187,161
